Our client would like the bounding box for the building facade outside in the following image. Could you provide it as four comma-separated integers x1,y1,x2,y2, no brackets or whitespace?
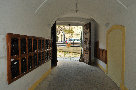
56,25,83,43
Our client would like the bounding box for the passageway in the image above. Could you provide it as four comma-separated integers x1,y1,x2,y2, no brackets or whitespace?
1,0,136,90
35,60,119,90
56,25,82,62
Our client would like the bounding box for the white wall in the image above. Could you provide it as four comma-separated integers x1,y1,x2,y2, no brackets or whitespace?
0,0,136,90
96,3,136,89
0,35,51,90
96,20,109,70
114,4,136,90
91,20,96,62
0,0,52,90
0,0,51,38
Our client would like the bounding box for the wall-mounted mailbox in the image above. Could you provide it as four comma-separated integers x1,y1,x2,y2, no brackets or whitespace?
6,33,52,84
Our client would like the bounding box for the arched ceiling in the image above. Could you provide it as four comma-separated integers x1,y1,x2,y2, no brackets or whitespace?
34,0,136,27
56,17,91,26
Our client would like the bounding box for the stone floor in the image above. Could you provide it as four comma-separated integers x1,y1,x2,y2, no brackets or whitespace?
57,57,80,61
35,60,120,90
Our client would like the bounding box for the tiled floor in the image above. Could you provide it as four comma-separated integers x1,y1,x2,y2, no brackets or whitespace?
35,60,120,90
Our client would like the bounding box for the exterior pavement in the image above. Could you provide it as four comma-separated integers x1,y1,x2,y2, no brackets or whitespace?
35,60,120,90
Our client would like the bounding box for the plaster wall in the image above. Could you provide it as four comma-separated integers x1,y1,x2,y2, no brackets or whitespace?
0,0,136,89
0,0,52,90
107,30,122,86
90,20,96,62
96,3,136,89
96,20,109,70
0,0,51,38
113,4,136,90
0,34,51,90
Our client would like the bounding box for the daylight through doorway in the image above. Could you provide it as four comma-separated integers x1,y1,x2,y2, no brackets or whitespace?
56,25,83,61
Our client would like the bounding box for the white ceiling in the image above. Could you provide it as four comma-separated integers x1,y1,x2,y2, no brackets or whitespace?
34,0,136,26
56,17,91,26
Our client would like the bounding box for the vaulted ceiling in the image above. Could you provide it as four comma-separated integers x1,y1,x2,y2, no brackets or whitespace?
3,0,135,27
33,0,136,26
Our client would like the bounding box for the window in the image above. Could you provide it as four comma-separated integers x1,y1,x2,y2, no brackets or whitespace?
6,33,52,84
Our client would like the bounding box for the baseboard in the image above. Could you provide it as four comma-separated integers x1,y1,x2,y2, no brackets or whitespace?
97,63,106,73
29,68,52,90
98,64,128,90
120,84,128,90
97,62,128,90
124,86,128,90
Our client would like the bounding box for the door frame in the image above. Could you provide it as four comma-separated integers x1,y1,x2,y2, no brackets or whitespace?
106,25,125,89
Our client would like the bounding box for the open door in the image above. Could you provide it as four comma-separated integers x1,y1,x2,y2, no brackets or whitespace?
88,22,92,65
51,22,57,67
83,22,92,64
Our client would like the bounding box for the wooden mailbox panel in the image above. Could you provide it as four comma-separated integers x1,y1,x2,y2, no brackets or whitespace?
6,33,52,84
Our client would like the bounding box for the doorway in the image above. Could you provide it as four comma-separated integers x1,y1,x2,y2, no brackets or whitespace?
56,25,83,62
51,21,95,67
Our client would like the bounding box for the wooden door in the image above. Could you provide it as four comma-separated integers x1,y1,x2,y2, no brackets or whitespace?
83,22,92,64
51,22,57,67
88,22,92,65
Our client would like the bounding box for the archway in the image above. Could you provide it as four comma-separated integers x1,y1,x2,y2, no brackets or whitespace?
106,25,125,89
